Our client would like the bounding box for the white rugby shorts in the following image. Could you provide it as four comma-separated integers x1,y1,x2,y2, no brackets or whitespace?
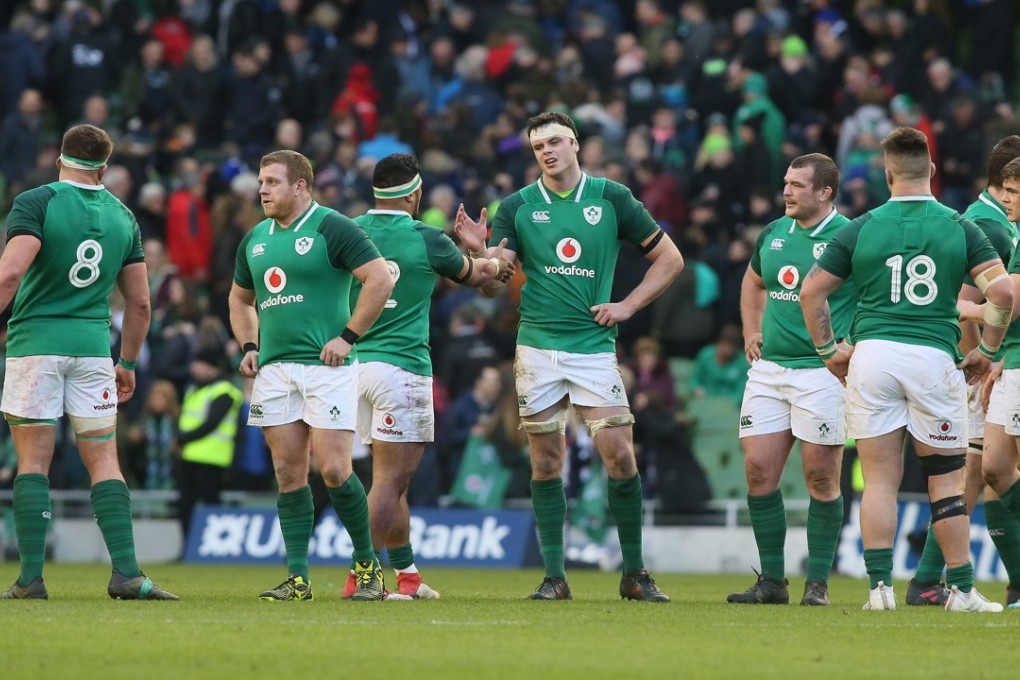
2,355,117,419
739,359,845,445
985,369,1020,436
356,361,434,444
846,339,967,449
514,346,629,417
248,362,357,429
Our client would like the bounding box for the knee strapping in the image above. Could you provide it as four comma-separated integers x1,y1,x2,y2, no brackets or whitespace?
67,413,117,435
931,494,967,523
522,411,567,435
4,416,58,426
585,413,635,438
918,453,966,479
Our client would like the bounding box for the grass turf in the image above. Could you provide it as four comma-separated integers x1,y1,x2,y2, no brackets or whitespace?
0,564,1016,680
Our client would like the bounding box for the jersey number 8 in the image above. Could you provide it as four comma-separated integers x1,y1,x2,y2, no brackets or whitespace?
885,254,937,305
69,239,103,288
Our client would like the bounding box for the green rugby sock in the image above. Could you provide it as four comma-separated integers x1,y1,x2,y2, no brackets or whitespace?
806,495,843,583
945,562,975,593
388,543,415,571
864,548,893,589
277,486,314,581
913,522,946,583
531,478,566,579
608,474,645,573
748,489,786,581
13,474,50,586
91,479,141,578
985,500,1020,585
328,475,375,563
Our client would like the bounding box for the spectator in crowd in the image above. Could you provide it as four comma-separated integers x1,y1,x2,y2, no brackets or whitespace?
165,157,212,282
689,323,749,407
0,88,44,196
439,365,502,496
176,346,242,544
125,379,179,492
627,336,677,412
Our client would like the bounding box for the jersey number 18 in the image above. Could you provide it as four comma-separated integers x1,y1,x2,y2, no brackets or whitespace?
885,254,937,305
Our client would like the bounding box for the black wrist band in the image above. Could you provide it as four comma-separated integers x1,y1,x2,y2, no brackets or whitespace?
340,327,360,345
242,342,258,354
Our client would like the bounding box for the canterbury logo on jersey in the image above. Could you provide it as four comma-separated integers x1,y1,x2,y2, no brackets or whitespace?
532,210,551,222
769,238,784,251
252,243,266,257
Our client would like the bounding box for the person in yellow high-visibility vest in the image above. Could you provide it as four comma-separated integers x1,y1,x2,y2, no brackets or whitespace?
178,347,242,542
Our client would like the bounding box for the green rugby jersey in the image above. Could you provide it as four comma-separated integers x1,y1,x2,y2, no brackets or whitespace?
962,190,1018,286
817,196,998,360
234,201,380,366
1000,238,1020,370
750,209,857,367
489,173,658,353
351,210,464,376
5,180,144,357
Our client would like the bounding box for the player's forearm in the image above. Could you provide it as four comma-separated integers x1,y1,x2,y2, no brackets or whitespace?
799,288,834,349
119,298,151,361
228,295,259,346
980,277,1015,353
346,267,394,334
740,274,765,335
619,245,684,315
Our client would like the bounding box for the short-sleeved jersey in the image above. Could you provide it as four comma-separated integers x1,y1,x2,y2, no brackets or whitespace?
489,173,658,354
817,196,998,360
1001,239,1020,370
750,209,857,367
350,209,464,376
234,201,380,366
5,181,144,358
961,190,1018,286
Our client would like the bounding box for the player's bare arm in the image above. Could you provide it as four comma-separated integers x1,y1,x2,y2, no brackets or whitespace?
454,204,516,296
739,264,767,362
799,263,851,382
228,282,260,378
321,256,393,366
0,234,41,311
957,282,983,352
114,262,151,402
591,230,683,328
960,260,1015,382
455,237,515,287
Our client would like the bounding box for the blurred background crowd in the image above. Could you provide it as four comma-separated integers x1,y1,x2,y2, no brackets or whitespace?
0,0,1017,523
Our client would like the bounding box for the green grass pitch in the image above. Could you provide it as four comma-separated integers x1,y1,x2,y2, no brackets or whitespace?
0,564,1017,680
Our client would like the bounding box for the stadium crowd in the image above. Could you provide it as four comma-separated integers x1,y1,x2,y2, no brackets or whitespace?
0,0,1018,514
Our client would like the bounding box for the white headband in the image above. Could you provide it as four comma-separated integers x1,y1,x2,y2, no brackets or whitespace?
60,154,108,171
528,123,577,142
373,174,422,199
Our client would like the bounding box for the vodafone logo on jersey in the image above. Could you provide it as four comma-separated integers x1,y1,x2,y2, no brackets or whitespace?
556,238,582,264
778,265,800,290
264,267,287,294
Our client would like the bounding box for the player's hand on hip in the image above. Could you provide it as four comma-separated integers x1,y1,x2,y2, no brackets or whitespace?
239,350,260,378
320,337,352,367
590,301,632,328
981,360,1003,411
823,347,852,386
744,332,763,362
959,348,992,385
115,365,136,402
454,203,488,253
